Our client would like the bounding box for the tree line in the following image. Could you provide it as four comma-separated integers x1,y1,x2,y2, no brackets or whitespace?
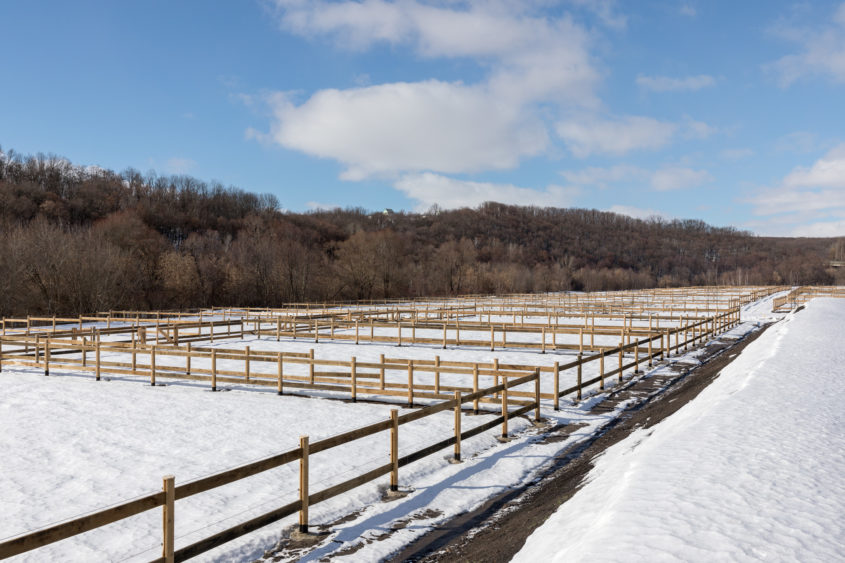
0,147,840,316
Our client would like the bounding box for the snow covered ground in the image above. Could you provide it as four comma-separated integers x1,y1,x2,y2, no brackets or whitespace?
513,297,845,562
0,293,780,562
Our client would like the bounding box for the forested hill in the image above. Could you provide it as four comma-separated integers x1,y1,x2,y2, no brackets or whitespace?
0,147,839,316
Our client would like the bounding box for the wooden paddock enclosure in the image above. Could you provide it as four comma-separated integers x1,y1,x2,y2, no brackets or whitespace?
0,286,786,561
772,285,845,312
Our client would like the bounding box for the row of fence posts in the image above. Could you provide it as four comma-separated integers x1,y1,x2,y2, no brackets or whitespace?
0,306,744,561
1,311,737,405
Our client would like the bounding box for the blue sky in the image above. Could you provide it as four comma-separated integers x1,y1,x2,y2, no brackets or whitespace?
2,1,845,236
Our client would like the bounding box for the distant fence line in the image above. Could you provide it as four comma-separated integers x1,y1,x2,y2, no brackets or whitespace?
771,286,845,312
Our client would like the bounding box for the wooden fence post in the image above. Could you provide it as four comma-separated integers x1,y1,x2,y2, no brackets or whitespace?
299,436,309,534
0,339,3,372
618,342,623,383
501,376,509,439
576,354,582,401
351,357,357,402
355,320,359,345
186,343,191,375
453,391,462,462
599,352,605,391
211,349,217,392
162,475,175,563
150,345,156,386
276,318,281,341
44,339,50,376
398,323,402,347
553,361,560,411
244,346,251,384
534,369,541,422
277,353,284,395
390,410,399,491
473,363,479,414
407,361,414,408
309,349,315,384
434,355,441,395
648,335,653,367
490,326,495,351
95,338,101,381
442,323,447,349
541,327,546,354
380,353,386,389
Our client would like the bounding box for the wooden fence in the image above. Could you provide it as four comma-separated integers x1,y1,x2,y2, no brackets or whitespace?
0,369,543,561
0,307,739,410
0,289,757,560
772,286,845,312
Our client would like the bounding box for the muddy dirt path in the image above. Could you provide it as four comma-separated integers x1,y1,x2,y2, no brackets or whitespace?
386,325,771,563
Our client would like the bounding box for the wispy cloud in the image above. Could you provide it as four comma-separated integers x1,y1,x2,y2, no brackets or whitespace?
394,172,579,211
556,115,677,158
721,148,754,160
607,205,673,221
679,3,697,17
560,165,648,188
636,74,715,92
650,166,712,191
766,3,845,86
165,157,197,174
747,144,845,236
561,163,711,192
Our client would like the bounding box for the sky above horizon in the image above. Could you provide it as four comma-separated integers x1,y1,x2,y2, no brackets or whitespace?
2,1,845,237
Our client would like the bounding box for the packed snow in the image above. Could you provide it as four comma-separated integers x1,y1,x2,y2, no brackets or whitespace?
513,297,845,562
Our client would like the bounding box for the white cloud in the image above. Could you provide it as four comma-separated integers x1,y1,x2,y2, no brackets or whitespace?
767,3,845,86
636,74,715,92
274,1,599,107
783,144,845,189
560,165,648,187
791,220,845,237
746,144,845,236
394,172,579,211
165,157,197,174
650,167,712,191
607,205,673,221
256,1,602,179
264,82,548,180
556,115,677,158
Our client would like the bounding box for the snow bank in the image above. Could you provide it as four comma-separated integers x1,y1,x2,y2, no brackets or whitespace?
513,297,845,562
